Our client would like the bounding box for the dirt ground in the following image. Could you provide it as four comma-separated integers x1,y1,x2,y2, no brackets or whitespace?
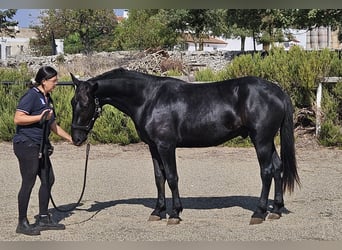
1,136,341,241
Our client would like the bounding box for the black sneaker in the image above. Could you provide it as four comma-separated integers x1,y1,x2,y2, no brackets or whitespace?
16,218,41,236
36,214,65,231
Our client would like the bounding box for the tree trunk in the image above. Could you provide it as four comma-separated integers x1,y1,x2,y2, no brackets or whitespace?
253,31,256,51
241,36,246,51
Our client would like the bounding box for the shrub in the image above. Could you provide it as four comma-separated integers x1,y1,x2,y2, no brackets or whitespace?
0,67,32,142
89,105,140,145
195,68,219,82
319,82,342,147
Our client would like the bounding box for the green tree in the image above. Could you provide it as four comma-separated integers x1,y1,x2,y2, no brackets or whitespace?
31,9,118,55
113,9,178,50
166,9,227,51
224,9,342,51
291,9,342,29
290,9,342,42
0,9,18,37
225,9,261,51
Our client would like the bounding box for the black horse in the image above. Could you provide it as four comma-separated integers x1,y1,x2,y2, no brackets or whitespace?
70,67,300,225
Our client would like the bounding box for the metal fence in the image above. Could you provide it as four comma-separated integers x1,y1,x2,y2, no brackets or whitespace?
0,81,74,86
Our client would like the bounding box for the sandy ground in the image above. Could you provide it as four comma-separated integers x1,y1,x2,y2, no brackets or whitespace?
0,138,341,241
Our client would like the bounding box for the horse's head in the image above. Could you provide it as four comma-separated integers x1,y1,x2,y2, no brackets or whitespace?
70,73,101,146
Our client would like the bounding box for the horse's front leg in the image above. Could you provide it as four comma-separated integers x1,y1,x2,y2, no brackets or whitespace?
157,143,183,225
148,146,166,221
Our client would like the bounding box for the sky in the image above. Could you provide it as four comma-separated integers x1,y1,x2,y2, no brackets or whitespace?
13,9,124,28
14,9,41,27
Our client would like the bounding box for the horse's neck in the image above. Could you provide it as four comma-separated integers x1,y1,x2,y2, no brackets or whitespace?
96,79,148,118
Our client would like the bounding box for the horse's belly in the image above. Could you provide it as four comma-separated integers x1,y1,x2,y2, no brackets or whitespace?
178,126,242,147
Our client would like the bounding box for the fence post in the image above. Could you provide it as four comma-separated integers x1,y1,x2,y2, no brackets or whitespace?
316,82,323,137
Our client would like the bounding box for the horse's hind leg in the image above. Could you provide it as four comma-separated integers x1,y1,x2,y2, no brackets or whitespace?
148,145,167,221
268,149,284,220
250,140,274,225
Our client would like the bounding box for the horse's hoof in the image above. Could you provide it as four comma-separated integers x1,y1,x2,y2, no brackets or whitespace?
148,215,161,221
267,213,281,220
249,217,264,225
167,218,181,225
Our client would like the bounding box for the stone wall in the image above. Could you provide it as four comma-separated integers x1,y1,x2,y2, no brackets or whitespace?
1,50,231,78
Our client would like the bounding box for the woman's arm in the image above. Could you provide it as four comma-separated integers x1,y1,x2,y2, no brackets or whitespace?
50,121,73,143
14,109,52,126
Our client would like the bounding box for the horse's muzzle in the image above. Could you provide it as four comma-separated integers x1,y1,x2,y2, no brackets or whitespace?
72,135,87,146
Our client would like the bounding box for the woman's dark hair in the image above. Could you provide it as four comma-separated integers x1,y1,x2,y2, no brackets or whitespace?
29,66,58,88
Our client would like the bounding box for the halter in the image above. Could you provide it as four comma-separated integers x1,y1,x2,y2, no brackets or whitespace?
71,97,102,132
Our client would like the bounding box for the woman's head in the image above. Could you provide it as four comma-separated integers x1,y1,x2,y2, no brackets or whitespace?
34,66,58,84
30,66,58,92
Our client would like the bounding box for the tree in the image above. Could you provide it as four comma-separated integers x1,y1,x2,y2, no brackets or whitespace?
113,9,178,50
291,9,342,30
225,10,261,51
0,9,18,38
113,9,228,51
290,9,342,42
166,9,227,51
225,9,308,51
226,9,342,51
257,9,295,50
31,9,118,55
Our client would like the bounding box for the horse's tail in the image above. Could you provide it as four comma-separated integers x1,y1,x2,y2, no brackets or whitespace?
280,94,300,194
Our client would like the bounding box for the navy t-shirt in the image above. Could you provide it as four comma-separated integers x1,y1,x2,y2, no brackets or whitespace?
13,87,56,144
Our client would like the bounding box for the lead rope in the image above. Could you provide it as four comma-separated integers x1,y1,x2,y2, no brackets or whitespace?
49,141,90,213
40,112,91,213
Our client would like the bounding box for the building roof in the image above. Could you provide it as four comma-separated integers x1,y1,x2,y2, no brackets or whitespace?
15,28,36,39
182,33,227,45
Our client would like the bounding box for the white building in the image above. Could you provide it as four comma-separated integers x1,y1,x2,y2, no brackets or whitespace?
0,27,65,60
180,30,310,52
0,27,36,60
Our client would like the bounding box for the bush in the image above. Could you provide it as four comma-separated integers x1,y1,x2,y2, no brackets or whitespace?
319,82,342,147
0,67,32,142
89,105,139,145
49,84,74,141
195,68,220,82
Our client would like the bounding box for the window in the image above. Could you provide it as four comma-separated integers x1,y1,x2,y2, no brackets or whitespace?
6,46,11,57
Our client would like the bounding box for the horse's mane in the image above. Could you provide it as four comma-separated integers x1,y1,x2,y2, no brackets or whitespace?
89,67,186,85
90,67,154,82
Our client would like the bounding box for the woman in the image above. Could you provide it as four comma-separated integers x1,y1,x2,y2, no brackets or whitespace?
13,66,73,236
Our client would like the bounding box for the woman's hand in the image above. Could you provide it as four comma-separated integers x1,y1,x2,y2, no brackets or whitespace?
41,109,53,121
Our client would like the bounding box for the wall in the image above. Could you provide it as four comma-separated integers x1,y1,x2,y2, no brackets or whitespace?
1,50,231,76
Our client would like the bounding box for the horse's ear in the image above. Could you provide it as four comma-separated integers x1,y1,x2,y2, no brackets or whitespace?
70,73,80,87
